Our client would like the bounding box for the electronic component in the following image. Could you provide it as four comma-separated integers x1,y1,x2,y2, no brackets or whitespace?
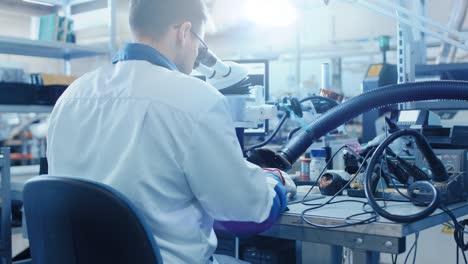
364,129,467,224
415,148,468,205
318,172,346,196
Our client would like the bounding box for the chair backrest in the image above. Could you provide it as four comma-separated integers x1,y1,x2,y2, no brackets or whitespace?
23,176,163,264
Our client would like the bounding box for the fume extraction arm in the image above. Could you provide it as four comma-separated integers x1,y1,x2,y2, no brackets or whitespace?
248,81,468,170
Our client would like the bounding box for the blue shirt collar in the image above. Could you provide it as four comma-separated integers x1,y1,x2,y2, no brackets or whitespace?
112,43,179,72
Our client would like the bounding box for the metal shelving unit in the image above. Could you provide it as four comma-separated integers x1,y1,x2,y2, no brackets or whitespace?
0,148,11,264
34,0,97,6
0,105,53,114
0,36,108,60
0,0,116,113
0,2,115,262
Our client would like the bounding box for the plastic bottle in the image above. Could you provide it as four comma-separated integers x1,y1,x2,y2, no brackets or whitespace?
300,153,312,181
310,149,327,182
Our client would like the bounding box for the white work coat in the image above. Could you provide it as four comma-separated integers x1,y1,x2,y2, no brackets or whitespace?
47,43,286,264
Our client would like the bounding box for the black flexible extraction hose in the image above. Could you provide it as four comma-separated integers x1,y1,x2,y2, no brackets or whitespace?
274,81,468,170
288,96,340,140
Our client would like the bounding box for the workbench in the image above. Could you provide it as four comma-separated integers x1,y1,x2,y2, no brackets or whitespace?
9,169,468,263
261,195,468,264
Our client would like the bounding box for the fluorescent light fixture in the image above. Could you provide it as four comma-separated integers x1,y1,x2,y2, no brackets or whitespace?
22,0,55,6
244,0,297,27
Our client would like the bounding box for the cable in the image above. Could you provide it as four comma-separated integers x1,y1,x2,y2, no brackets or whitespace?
344,211,378,225
299,95,339,113
299,95,339,104
246,94,315,154
244,114,288,154
404,233,419,264
388,181,411,201
364,129,440,223
299,143,408,229
301,145,358,202
300,200,378,229
439,206,468,264
287,127,302,140
287,96,339,140
380,158,411,201
462,246,468,264
246,95,338,165
413,233,419,264
378,162,389,208
440,207,468,253
300,149,377,228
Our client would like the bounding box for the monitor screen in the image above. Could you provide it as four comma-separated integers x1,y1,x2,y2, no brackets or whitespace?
398,110,421,123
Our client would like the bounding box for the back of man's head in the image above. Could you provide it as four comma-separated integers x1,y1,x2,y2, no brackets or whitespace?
129,0,208,41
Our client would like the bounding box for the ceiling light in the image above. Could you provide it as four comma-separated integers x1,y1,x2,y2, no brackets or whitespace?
244,0,297,27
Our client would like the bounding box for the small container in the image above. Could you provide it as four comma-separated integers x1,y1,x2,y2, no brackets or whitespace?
310,149,327,182
300,153,312,181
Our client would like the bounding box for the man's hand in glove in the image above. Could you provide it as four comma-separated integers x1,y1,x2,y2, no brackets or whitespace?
263,168,297,198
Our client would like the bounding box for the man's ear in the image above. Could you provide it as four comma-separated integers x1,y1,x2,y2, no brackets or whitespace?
176,21,192,46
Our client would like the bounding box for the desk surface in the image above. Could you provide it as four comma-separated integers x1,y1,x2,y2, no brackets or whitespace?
11,168,468,253
260,195,468,254
12,170,468,239
278,195,468,238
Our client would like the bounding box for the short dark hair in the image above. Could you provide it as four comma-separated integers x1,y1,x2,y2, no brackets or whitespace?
129,0,208,40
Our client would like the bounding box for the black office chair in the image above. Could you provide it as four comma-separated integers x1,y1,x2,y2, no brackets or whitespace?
23,176,163,264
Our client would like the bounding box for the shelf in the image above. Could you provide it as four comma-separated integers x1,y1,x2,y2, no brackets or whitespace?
23,0,92,6
0,36,108,59
69,0,97,5
31,0,65,5
0,105,53,113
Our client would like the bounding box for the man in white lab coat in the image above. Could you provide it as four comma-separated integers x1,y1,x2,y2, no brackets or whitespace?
47,0,296,263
